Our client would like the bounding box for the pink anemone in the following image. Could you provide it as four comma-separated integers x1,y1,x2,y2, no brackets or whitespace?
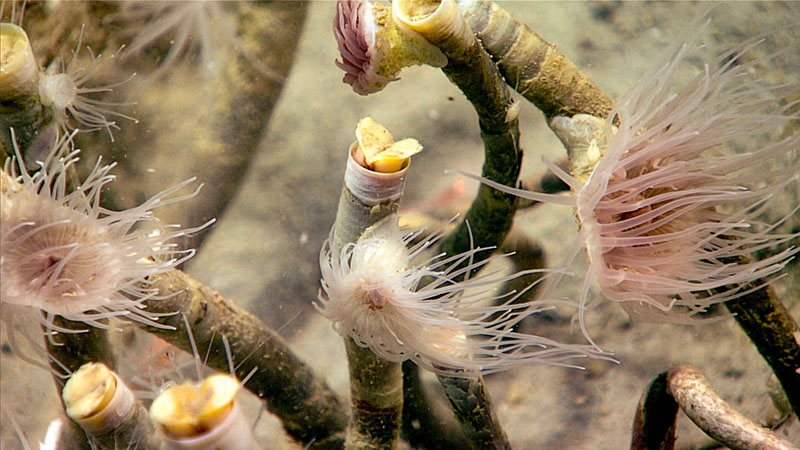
463,15,800,344
333,0,397,95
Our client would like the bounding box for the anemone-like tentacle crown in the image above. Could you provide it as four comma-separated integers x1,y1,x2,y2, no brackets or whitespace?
464,15,800,330
317,215,609,376
333,0,393,95
37,26,137,142
570,19,800,324
1,132,208,332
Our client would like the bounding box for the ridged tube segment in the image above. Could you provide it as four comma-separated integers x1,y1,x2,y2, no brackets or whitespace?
331,119,414,450
457,0,614,119
0,23,53,160
667,365,799,450
152,374,259,450
391,3,516,449
63,363,164,450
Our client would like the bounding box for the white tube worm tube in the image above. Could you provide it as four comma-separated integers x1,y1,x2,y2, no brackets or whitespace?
62,362,163,450
151,373,259,450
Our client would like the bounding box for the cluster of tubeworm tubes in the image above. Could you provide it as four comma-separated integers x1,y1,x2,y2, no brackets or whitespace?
1,1,799,449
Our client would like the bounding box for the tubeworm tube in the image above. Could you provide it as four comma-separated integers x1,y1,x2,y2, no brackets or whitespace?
137,268,348,448
327,117,421,450
632,365,799,450
151,374,259,450
63,362,163,450
0,23,53,159
391,3,519,447
393,0,522,271
333,116,420,249
457,0,614,119
0,24,38,99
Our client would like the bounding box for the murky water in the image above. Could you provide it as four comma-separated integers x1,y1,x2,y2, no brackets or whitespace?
1,2,798,449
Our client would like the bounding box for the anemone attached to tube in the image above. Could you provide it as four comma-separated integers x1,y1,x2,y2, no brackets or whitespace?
37,27,137,142
333,0,446,95
460,15,800,336
317,214,610,376
0,131,210,335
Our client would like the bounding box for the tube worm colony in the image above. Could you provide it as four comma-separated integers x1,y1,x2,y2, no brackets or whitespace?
1,1,799,449
332,0,798,448
319,119,609,377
